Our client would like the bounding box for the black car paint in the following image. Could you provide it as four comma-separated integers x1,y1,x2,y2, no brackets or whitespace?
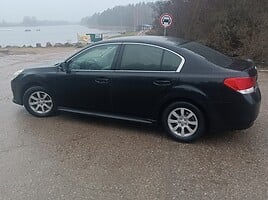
11,36,261,132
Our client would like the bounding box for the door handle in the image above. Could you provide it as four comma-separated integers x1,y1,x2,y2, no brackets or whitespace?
153,80,171,86
95,78,109,84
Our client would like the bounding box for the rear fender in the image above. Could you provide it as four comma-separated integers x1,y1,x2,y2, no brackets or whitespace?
156,85,210,123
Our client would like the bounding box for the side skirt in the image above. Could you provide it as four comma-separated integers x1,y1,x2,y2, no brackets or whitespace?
58,107,155,124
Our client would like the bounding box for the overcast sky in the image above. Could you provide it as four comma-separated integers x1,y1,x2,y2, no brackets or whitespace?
1,0,158,22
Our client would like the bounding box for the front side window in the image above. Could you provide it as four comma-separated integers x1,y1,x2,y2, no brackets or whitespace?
69,44,118,71
120,44,163,71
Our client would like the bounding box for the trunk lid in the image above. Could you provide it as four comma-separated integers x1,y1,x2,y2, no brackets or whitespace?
229,58,257,77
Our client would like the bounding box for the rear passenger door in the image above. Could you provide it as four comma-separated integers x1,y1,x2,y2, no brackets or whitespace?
111,43,184,120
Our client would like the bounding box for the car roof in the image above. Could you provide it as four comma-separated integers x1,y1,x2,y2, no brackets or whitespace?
98,36,189,48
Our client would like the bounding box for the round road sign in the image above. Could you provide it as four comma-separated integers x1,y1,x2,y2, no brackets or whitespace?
160,13,173,28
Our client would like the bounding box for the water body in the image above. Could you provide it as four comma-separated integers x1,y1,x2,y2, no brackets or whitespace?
0,25,118,47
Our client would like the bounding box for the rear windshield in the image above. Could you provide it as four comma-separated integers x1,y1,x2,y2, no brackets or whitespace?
181,42,233,67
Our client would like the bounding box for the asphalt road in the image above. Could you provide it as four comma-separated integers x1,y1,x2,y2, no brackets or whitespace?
0,48,267,200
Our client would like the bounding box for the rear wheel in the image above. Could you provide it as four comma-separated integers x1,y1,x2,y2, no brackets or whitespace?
23,86,56,117
162,102,205,142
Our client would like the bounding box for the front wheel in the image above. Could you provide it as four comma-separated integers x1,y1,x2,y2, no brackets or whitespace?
23,86,56,117
162,102,206,142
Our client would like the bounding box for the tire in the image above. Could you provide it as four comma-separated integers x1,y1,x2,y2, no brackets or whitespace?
162,102,206,142
23,86,56,117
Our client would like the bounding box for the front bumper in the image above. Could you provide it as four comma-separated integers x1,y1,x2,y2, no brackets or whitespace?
11,79,23,105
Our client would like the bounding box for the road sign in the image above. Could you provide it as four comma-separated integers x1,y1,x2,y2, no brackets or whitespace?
160,13,173,28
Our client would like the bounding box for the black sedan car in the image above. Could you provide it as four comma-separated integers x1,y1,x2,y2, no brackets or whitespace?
11,36,261,142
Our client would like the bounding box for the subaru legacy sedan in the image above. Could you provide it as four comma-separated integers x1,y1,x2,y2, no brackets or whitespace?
11,36,261,142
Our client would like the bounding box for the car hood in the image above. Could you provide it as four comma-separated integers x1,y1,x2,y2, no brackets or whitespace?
23,65,58,74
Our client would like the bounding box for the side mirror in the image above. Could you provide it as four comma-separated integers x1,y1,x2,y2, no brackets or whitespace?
60,61,71,73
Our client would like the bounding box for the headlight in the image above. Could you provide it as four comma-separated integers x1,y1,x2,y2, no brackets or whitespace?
12,69,24,80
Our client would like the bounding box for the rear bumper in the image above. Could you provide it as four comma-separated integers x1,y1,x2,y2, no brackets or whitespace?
209,88,261,131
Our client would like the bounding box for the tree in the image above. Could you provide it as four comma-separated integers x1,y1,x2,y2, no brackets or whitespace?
81,2,155,28
22,16,38,26
153,0,268,64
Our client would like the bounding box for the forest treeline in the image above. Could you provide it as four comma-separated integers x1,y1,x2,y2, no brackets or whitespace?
81,0,267,64
0,16,70,27
152,0,268,65
81,2,155,29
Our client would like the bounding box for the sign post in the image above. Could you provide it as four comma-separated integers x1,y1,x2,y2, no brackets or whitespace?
160,13,173,36
164,27,167,37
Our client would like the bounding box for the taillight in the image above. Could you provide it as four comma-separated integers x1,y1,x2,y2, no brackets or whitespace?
224,77,256,94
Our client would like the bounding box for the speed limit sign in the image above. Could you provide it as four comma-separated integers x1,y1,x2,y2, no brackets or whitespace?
160,13,173,28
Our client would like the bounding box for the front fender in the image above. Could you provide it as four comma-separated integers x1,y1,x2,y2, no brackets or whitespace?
20,74,56,99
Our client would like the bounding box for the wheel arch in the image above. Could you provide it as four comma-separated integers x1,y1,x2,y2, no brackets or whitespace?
20,79,54,105
157,87,210,129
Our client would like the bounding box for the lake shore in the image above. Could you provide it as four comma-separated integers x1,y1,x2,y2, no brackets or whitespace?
0,47,78,58
0,25,120,47
0,29,147,49
0,31,146,57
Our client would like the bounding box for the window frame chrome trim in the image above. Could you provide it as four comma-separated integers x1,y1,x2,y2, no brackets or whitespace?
67,42,186,73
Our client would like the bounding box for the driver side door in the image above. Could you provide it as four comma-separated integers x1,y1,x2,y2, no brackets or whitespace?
56,44,120,113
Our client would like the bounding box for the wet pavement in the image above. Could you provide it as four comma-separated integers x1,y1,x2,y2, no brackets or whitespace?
0,48,267,200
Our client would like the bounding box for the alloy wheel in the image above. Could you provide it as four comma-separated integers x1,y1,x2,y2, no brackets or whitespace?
167,107,198,137
28,91,53,114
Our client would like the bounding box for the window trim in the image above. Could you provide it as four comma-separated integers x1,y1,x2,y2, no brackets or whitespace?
66,42,185,73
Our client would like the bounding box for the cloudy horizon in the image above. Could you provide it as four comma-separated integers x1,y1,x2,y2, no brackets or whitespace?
1,0,158,22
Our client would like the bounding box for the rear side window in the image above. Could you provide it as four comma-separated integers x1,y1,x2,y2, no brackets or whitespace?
120,44,163,71
162,50,182,71
181,42,232,67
